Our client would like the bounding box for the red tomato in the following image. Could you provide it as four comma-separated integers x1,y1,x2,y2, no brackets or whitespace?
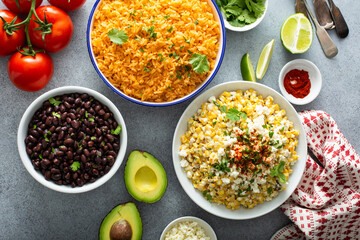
28,5,73,53
0,9,25,56
1,0,43,14
8,50,54,91
48,0,86,12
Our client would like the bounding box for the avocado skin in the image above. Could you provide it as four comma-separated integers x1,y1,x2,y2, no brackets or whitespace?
124,150,167,203
99,202,142,240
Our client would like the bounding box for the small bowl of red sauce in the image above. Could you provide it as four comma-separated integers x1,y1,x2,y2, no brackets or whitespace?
279,59,322,105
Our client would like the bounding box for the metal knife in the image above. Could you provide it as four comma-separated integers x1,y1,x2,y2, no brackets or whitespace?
295,0,309,19
313,0,334,29
328,0,349,38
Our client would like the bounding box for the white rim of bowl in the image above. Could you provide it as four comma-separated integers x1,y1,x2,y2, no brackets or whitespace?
223,0,268,31
278,59,322,105
17,86,128,193
159,216,217,240
172,81,307,219
86,0,226,107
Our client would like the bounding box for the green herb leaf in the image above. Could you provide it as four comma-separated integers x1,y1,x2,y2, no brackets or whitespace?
108,29,129,45
226,108,247,121
91,136,96,141
52,112,61,118
195,19,199,25
49,97,61,106
143,66,152,72
189,53,210,74
88,118,95,122
269,131,274,138
220,105,227,113
164,15,170,20
70,161,80,171
267,187,273,195
111,125,122,135
270,160,287,183
167,26,173,33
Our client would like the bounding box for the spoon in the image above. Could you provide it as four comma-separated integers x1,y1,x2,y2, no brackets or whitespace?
302,0,338,58
328,0,349,38
295,0,308,19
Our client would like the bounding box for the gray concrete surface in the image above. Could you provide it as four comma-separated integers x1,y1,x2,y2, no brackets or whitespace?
0,1,359,239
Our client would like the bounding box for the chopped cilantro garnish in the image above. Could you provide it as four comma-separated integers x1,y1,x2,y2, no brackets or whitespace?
70,161,80,171
90,136,96,141
143,66,152,72
195,19,199,25
280,126,285,132
189,53,209,74
144,26,157,39
111,125,122,135
267,187,273,195
49,97,61,106
269,131,274,138
183,36,191,44
39,154,43,159
33,125,37,129
226,108,247,121
212,160,230,172
85,111,88,118
169,43,175,48
213,101,220,108
52,112,61,118
164,15,170,20
140,47,144,52
167,26,173,33
220,105,227,113
107,29,128,45
270,160,287,183
88,118,95,122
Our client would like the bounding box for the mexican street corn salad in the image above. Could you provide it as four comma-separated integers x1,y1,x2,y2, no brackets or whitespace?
179,89,299,210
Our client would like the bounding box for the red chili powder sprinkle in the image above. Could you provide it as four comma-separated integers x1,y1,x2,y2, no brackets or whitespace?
283,69,311,98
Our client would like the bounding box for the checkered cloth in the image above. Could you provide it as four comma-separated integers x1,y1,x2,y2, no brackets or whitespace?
271,110,360,240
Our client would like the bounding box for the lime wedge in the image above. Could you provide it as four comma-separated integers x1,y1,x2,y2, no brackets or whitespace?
241,53,256,82
281,13,313,54
256,39,275,80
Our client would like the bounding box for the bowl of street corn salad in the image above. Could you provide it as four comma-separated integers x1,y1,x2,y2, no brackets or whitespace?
172,81,307,219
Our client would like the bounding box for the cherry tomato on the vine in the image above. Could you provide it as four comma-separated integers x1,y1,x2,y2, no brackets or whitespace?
48,0,86,12
8,50,54,91
1,0,43,15
0,9,25,56
28,5,73,53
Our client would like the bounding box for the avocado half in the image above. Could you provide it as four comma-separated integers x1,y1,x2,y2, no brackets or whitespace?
99,202,142,240
124,151,167,203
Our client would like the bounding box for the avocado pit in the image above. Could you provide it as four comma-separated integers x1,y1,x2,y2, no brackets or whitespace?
110,219,132,240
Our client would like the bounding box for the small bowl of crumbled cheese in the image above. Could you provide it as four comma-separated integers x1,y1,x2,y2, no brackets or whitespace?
160,216,217,240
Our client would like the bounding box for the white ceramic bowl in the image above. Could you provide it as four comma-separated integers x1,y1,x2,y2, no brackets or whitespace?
86,0,226,107
172,81,307,219
160,216,217,240
221,0,268,32
279,59,322,105
17,86,128,193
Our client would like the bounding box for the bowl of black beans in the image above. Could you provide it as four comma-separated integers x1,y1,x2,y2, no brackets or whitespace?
17,86,127,193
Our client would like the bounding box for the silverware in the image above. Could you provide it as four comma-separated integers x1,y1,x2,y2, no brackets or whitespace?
328,0,349,38
295,0,309,19
313,0,334,29
302,0,338,58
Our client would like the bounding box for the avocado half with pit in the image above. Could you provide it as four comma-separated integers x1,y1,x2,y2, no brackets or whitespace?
99,202,142,240
124,151,167,203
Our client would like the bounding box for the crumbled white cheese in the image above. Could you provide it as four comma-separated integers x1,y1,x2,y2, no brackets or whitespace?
164,221,210,240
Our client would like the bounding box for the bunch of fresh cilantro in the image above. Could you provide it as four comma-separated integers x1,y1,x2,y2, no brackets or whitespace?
215,0,266,27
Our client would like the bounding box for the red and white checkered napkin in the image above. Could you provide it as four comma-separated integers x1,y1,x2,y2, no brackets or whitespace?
271,110,360,240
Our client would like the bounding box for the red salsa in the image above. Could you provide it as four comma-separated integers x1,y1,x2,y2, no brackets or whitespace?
283,69,311,98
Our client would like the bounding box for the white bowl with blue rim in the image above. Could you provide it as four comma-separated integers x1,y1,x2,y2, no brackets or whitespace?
86,0,226,107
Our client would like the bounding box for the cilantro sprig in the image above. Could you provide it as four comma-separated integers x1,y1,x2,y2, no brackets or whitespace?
226,108,247,121
270,160,287,183
189,53,209,74
49,98,61,106
108,29,128,45
70,161,81,171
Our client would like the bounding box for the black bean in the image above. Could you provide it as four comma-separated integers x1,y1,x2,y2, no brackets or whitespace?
51,174,61,181
64,138,74,146
28,135,37,143
53,159,61,166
